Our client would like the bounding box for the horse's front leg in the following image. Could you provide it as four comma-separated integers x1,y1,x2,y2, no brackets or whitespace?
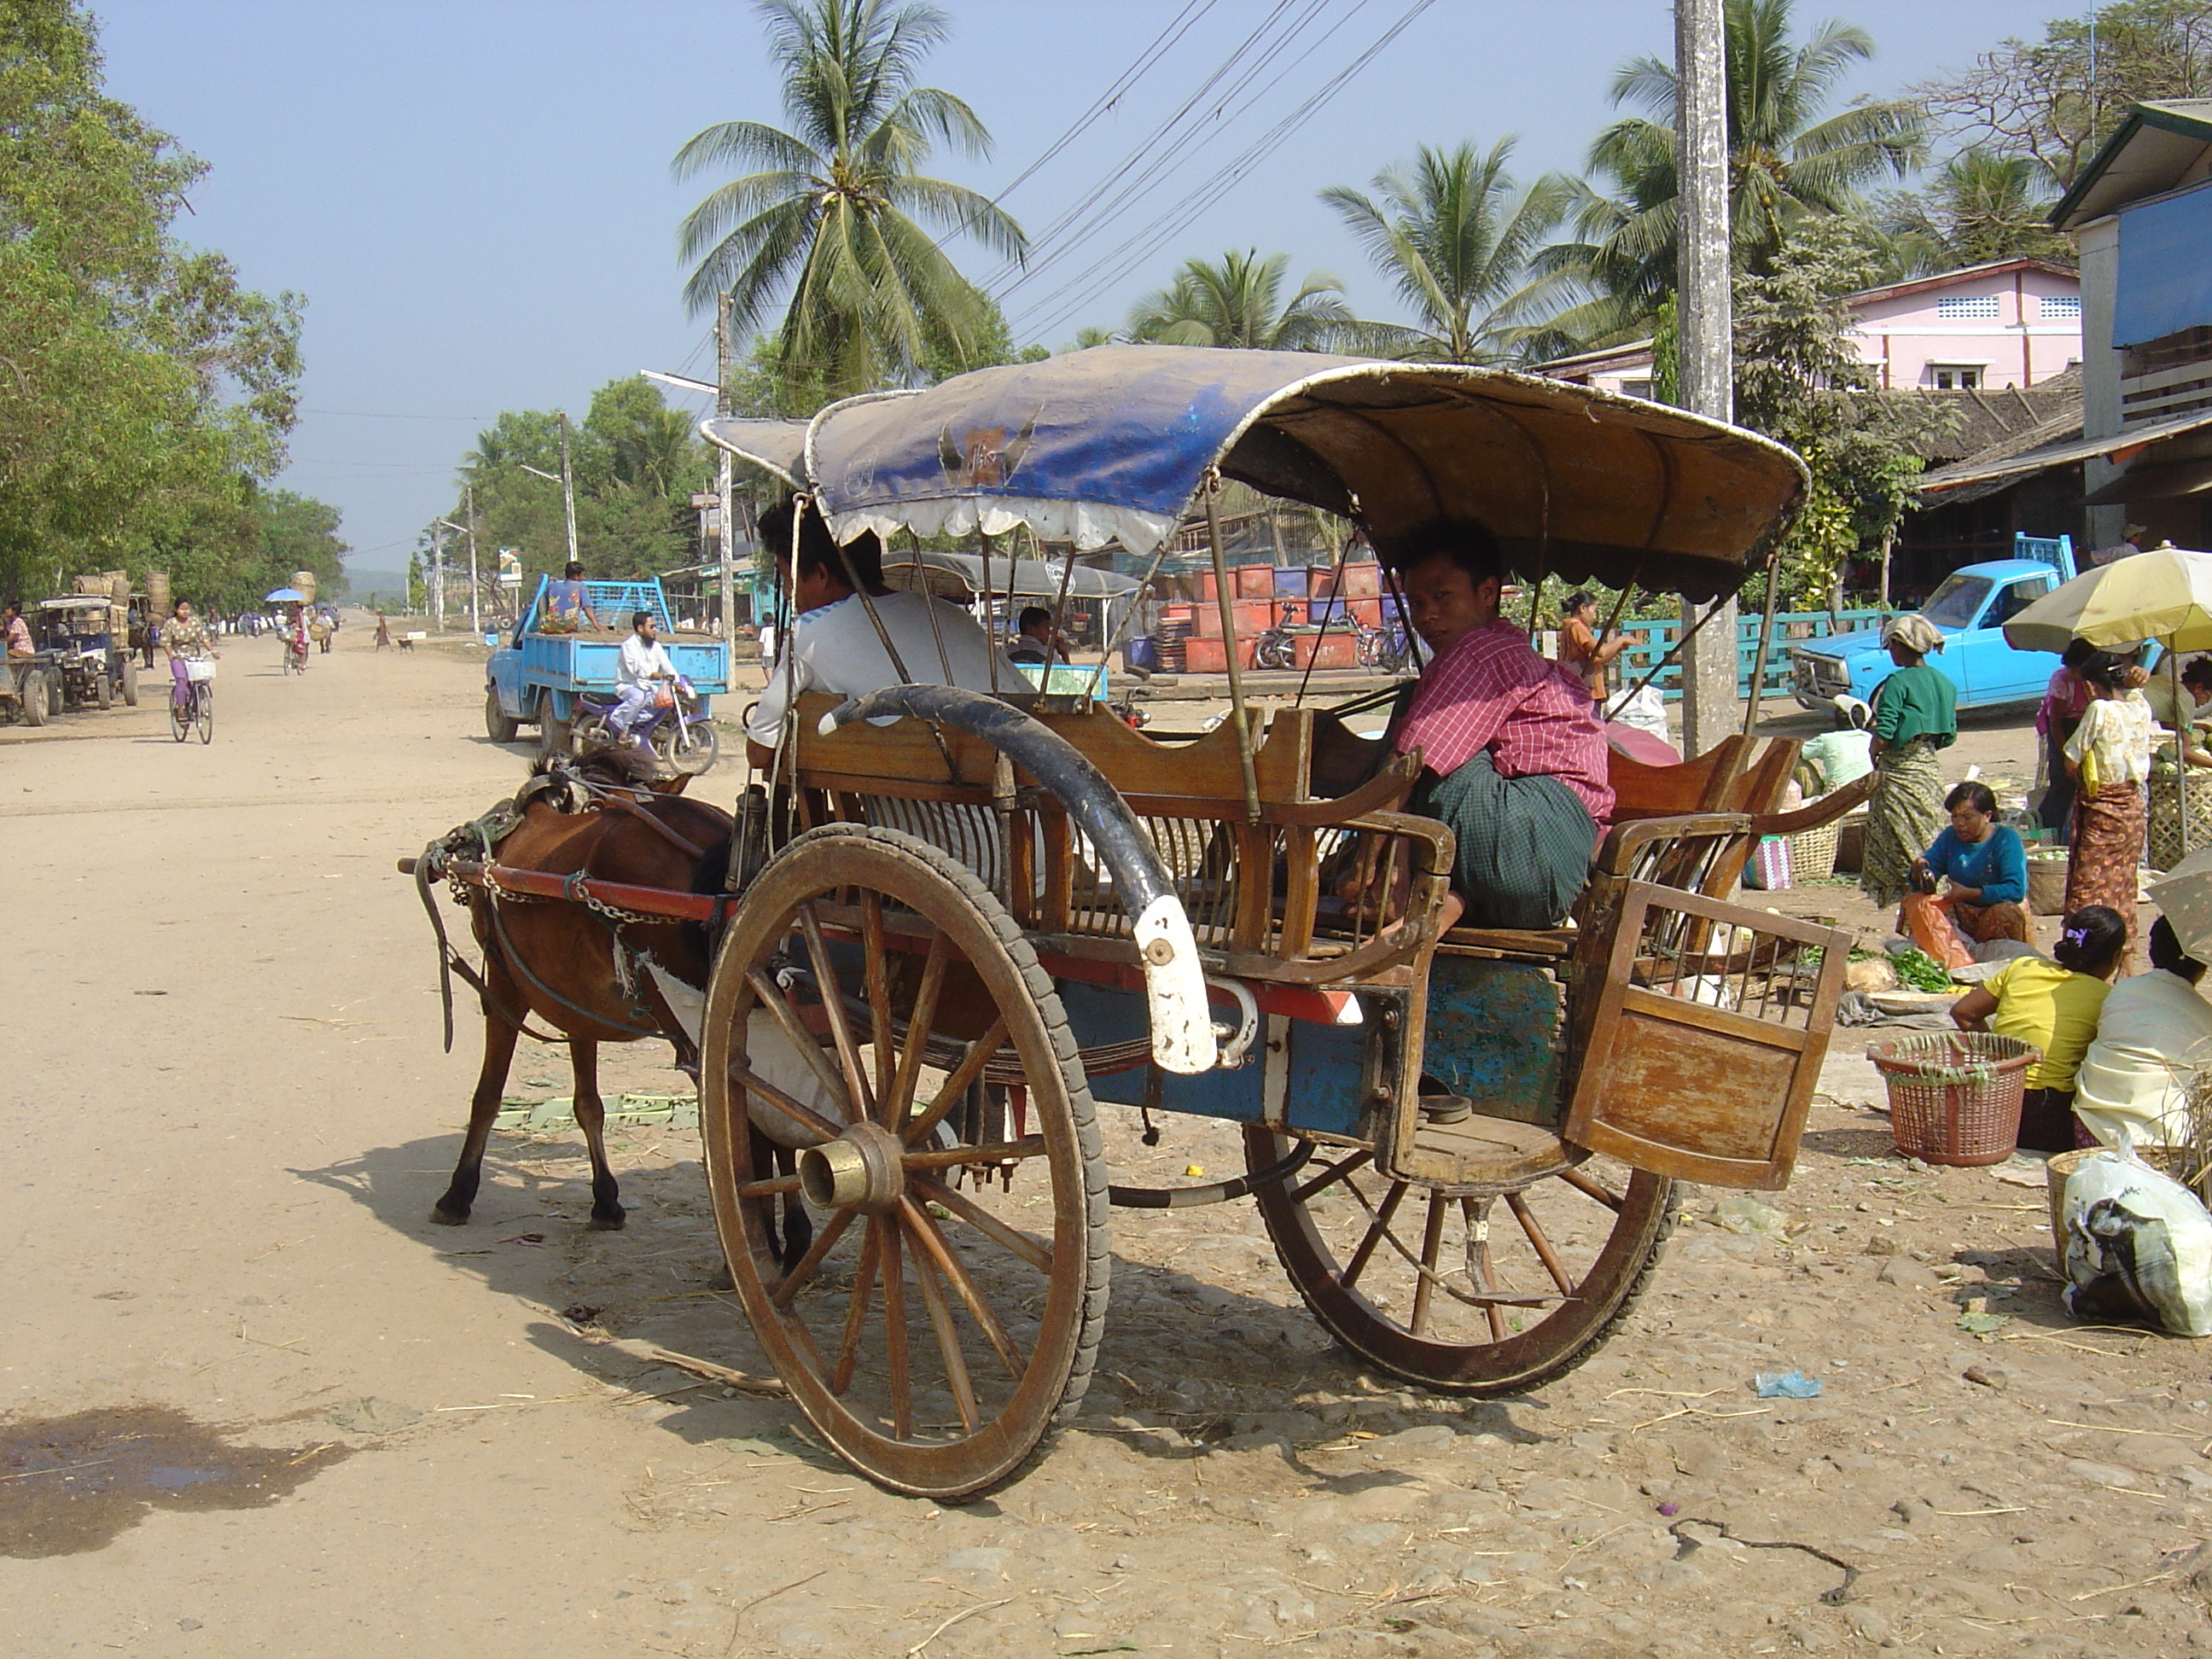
570,1037,626,1230
433,990,523,1227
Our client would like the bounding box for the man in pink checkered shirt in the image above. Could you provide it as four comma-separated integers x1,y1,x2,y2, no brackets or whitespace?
1378,522,1613,931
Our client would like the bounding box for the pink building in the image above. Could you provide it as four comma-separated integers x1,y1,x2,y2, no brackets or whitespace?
1539,257,2082,396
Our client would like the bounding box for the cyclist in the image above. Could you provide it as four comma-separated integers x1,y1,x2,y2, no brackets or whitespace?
161,599,218,711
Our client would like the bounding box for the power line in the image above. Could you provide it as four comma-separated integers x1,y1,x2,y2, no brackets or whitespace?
1018,0,1438,341
300,408,492,421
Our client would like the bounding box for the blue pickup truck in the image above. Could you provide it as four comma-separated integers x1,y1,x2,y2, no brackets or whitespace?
1788,550,2076,715
485,577,729,754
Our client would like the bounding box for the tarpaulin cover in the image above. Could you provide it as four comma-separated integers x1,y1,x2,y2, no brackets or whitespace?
704,344,1810,602
2116,181,2212,347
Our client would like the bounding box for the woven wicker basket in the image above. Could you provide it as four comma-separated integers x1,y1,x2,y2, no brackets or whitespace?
2026,851,2069,917
1790,815,1842,882
1869,1031,2039,1166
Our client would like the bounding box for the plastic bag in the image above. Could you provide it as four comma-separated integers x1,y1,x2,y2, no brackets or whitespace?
1603,683,1672,750
1900,892,1976,972
2061,1149,2212,1337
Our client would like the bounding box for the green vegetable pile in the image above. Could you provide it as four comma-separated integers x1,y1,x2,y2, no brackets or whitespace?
1889,947,1954,992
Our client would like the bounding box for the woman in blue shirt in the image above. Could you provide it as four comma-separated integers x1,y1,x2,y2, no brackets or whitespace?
1902,781,2031,956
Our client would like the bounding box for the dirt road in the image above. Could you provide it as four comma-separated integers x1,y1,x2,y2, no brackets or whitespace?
3,630,2207,1657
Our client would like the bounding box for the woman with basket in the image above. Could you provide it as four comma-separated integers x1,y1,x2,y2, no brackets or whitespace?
1860,615,1958,910
1949,906,2128,1152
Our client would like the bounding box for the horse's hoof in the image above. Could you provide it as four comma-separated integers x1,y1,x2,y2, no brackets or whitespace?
588,1211,627,1231
428,1205,470,1227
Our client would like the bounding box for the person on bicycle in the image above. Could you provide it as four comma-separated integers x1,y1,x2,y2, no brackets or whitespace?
610,610,677,748
161,599,217,707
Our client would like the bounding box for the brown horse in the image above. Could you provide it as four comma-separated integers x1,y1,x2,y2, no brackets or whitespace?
426,748,801,1257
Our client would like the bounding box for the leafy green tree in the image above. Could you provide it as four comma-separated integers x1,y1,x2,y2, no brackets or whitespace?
1320,139,1574,364
1126,249,1353,351
1874,148,2070,275
0,1,303,601
1546,0,1924,334
1731,218,1953,604
1917,0,2212,189
672,0,1026,400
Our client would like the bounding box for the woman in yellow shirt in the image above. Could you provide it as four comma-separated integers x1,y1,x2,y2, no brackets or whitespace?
1949,905,2128,1152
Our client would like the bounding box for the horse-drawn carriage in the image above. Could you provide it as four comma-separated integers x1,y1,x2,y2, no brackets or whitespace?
408,346,1862,1500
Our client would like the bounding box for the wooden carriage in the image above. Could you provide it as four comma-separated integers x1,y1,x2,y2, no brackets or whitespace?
433,347,1860,1499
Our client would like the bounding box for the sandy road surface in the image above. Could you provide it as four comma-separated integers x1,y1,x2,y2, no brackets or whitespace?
3,631,2210,1658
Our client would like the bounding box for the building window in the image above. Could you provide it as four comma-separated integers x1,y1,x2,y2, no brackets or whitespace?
2039,294,2081,320
1931,364,1983,389
1618,378,1653,400
1936,294,2002,321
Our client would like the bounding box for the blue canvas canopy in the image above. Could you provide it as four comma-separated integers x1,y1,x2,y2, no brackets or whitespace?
704,344,1807,602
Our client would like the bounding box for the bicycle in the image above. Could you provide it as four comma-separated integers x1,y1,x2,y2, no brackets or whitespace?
281,637,307,676
1355,618,1413,673
172,661,214,743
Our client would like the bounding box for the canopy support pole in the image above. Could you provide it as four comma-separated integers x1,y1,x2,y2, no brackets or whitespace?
1742,541,1787,742
1203,472,1263,824
2176,647,2192,862
1294,523,1356,707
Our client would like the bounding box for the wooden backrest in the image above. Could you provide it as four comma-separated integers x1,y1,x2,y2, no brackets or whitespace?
1607,734,1749,821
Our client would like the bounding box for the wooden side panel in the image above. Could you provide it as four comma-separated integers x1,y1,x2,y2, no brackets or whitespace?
1563,881,1848,1190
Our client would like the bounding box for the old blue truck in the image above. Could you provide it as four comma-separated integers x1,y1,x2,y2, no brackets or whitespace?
1788,538,2076,715
485,576,729,755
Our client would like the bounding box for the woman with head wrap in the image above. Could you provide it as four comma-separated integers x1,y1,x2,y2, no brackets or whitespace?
2062,649,2154,962
1860,614,1959,910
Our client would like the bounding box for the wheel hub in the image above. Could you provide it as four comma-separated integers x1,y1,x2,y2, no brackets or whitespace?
797,1120,906,1214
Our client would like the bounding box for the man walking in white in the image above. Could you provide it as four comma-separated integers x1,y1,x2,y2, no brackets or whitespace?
611,609,676,749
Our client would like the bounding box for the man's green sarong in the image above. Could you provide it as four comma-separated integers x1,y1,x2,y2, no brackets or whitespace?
1411,750,1598,929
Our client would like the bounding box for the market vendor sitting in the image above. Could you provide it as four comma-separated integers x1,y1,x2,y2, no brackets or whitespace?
1900,780,2032,955
1364,521,1613,932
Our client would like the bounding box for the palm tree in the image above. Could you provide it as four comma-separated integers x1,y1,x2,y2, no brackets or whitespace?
672,0,1027,400
1882,148,2068,272
1548,0,1925,329
1125,250,1353,351
1319,139,1573,364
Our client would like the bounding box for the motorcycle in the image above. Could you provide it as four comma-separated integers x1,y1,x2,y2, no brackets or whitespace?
570,675,719,774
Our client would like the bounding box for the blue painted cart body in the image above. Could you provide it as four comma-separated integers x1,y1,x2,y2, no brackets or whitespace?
486,576,729,727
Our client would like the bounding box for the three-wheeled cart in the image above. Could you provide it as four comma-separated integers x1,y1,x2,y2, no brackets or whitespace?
422,346,1863,1500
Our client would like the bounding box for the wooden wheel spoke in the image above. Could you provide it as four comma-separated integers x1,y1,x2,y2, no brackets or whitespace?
1557,1165,1624,1212
770,1207,856,1309
1341,1179,1409,1289
742,968,849,1115
833,1222,883,1395
1409,1192,1447,1337
904,1016,1008,1146
859,892,898,1103
1336,1174,1561,1315
799,904,876,1121
727,1060,841,1144
1465,1197,1510,1342
736,1172,801,1199
881,1222,912,1440
902,1134,1044,1173
883,933,952,1131
1505,1190,1578,1297
912,1176,1052,1275
903,1199,1024,1381
905,1222,981,1434
1291,1149,1372,1204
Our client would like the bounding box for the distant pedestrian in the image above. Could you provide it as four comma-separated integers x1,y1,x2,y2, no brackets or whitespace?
375,611,392,651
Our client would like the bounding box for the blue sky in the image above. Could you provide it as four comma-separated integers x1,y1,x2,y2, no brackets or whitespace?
91,0,2046,581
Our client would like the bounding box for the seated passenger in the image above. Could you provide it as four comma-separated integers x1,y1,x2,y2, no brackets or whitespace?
2073,916,2212,1149
745,498,1025,767
540,562,601,633
1375,521,1614,932
1900,780,2031,961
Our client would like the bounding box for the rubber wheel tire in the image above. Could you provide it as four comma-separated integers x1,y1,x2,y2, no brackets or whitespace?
1246,1130,1677,1395
93,672,112,710
20,672,47,727
658,718,720,776
700,824,1109,1501
195,688,212,744
484,688,520,743
46,672,62,717
536,691,571,759
120,661,138,707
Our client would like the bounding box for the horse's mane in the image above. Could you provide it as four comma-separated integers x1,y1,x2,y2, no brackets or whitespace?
533,742,677,793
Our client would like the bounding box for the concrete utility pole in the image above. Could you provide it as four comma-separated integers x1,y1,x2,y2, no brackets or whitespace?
463,481,481,637
1674,0,1738,759
556,411,581,570
429,519,446,632
717,292,737,643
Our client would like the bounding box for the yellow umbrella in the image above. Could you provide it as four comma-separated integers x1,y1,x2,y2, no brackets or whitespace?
2004,544,2212,864
2001,544,2212,654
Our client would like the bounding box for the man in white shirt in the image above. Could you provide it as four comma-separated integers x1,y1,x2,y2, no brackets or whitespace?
612,610,677,746
745,499,1025,765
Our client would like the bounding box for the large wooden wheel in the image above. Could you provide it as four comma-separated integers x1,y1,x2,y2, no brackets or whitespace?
701,824,1109,1499
1246,1128,1675,1394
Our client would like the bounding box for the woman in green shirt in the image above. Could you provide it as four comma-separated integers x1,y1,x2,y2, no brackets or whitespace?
1860,614,1959,910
